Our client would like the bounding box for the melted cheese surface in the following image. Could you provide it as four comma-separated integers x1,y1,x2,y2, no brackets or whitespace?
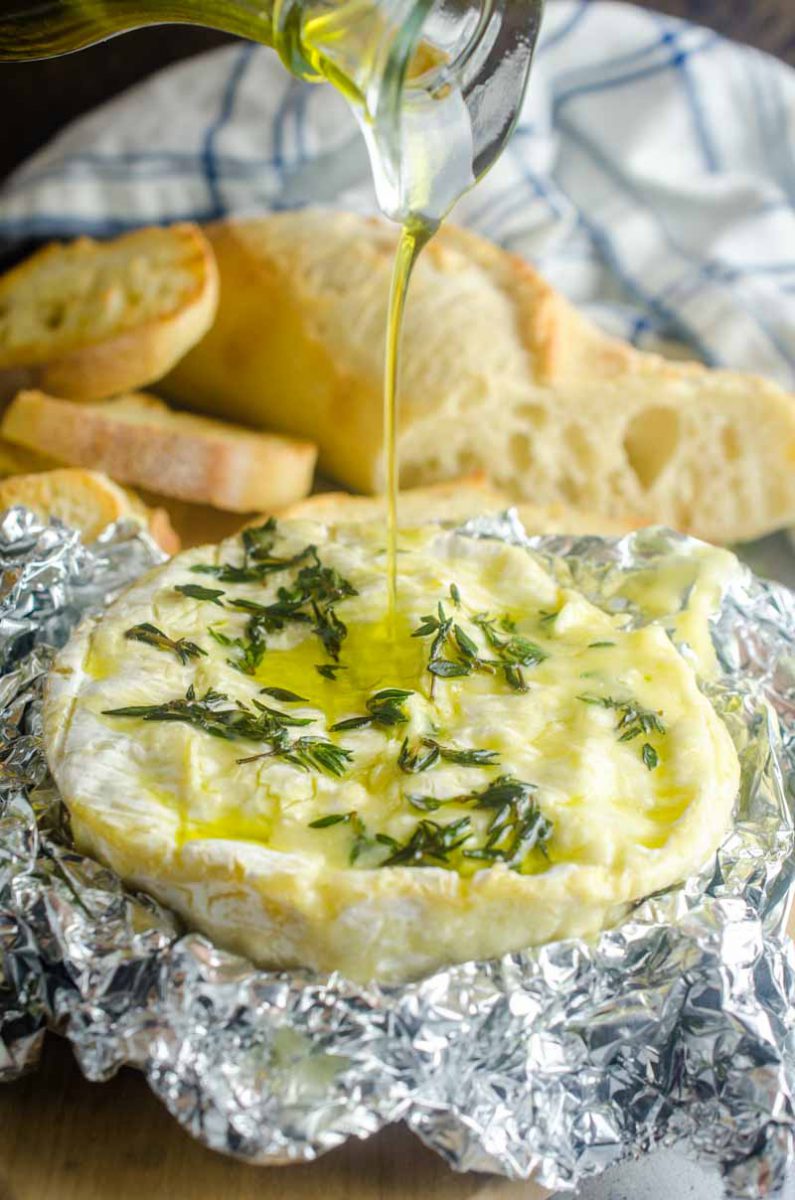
44,520,741,981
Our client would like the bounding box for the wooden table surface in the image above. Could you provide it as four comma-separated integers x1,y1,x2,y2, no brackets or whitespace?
1,2,794,1197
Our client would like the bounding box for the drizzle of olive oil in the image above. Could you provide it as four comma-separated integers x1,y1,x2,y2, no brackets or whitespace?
254,612,426,725
383,220,435,616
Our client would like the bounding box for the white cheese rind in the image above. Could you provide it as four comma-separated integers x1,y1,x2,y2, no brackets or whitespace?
44,521,741,982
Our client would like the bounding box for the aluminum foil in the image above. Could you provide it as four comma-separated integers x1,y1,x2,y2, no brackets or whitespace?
0,506,793,1196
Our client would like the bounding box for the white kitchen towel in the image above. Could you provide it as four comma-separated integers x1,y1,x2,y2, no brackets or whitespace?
0,0,794,388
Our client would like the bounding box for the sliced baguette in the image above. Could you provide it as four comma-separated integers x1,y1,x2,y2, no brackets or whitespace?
277,474,641,536
0,391,317,513
164,212,795,544
0,468,180,552
0,224,218,400
0,437,59,477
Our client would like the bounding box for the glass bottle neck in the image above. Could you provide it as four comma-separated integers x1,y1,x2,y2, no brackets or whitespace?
0,0,544,225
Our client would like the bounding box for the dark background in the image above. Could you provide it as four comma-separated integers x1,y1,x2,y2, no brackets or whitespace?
0,0,793,185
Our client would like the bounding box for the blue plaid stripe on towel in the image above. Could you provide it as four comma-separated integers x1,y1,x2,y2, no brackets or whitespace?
0,0,794,388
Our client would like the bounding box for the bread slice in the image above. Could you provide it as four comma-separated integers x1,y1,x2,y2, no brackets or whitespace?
0,224,218,400
0,391,317,513
163,211,795,544
0,468,180,552
277,473,641,536
0,437,59,477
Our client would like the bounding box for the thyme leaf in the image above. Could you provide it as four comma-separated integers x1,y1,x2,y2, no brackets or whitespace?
308,809,369,861
330,688,414,733
259,687,309,703
309,813,350,828
175,583,225,606
316,663,347,680
578,693,665,766
398,738,441,773
124,622,206,666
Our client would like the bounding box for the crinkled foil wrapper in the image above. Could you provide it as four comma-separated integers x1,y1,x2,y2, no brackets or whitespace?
0,507,793,1196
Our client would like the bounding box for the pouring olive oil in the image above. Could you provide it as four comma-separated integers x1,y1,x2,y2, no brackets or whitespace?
0,0,544,608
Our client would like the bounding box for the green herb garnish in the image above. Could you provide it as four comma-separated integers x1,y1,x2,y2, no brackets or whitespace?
578,693,665,768
398,737,499,774
190,519,317,583
104,685,351,777
239,736,352,776
204,535,357,675
330,688,414,733
308,809,369,862
308,775,551,872
124,622,206,665
316,663,347,680
587,641,616,649
175,583,225,606
388,777,551,869
399,776,551,869
260,687,309,703
309,813,350,829
379,816,473,867
412,597,545,698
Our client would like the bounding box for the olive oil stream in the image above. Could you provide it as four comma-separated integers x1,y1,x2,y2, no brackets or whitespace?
383,220,434,614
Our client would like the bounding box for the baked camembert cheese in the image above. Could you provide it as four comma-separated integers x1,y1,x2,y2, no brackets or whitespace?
44,518,741,982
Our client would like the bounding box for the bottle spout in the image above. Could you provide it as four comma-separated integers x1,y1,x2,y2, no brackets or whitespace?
293,0,545,225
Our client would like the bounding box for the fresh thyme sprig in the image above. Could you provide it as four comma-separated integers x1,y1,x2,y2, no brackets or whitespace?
472,615,545,671
578,693,665,769
196,530,358,675
330,688,414,733
379,816,474,867
238,736,352,776
402,775,551,868
412,602,475,697
378,777,550,869
398,736,499,773
208,624,267,675
308,809,369,862
124,622,207,666
190,519,317,583
412,597,546,697
307,774,551,870
103,685,352,777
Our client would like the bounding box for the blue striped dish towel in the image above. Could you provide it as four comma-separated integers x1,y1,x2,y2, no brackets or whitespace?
0,0,794,389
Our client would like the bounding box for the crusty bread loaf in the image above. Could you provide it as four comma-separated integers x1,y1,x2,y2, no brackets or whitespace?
163,211,795,545
0,468,180,552
0,390,317,513
0,224,218,401
277,473,641,536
